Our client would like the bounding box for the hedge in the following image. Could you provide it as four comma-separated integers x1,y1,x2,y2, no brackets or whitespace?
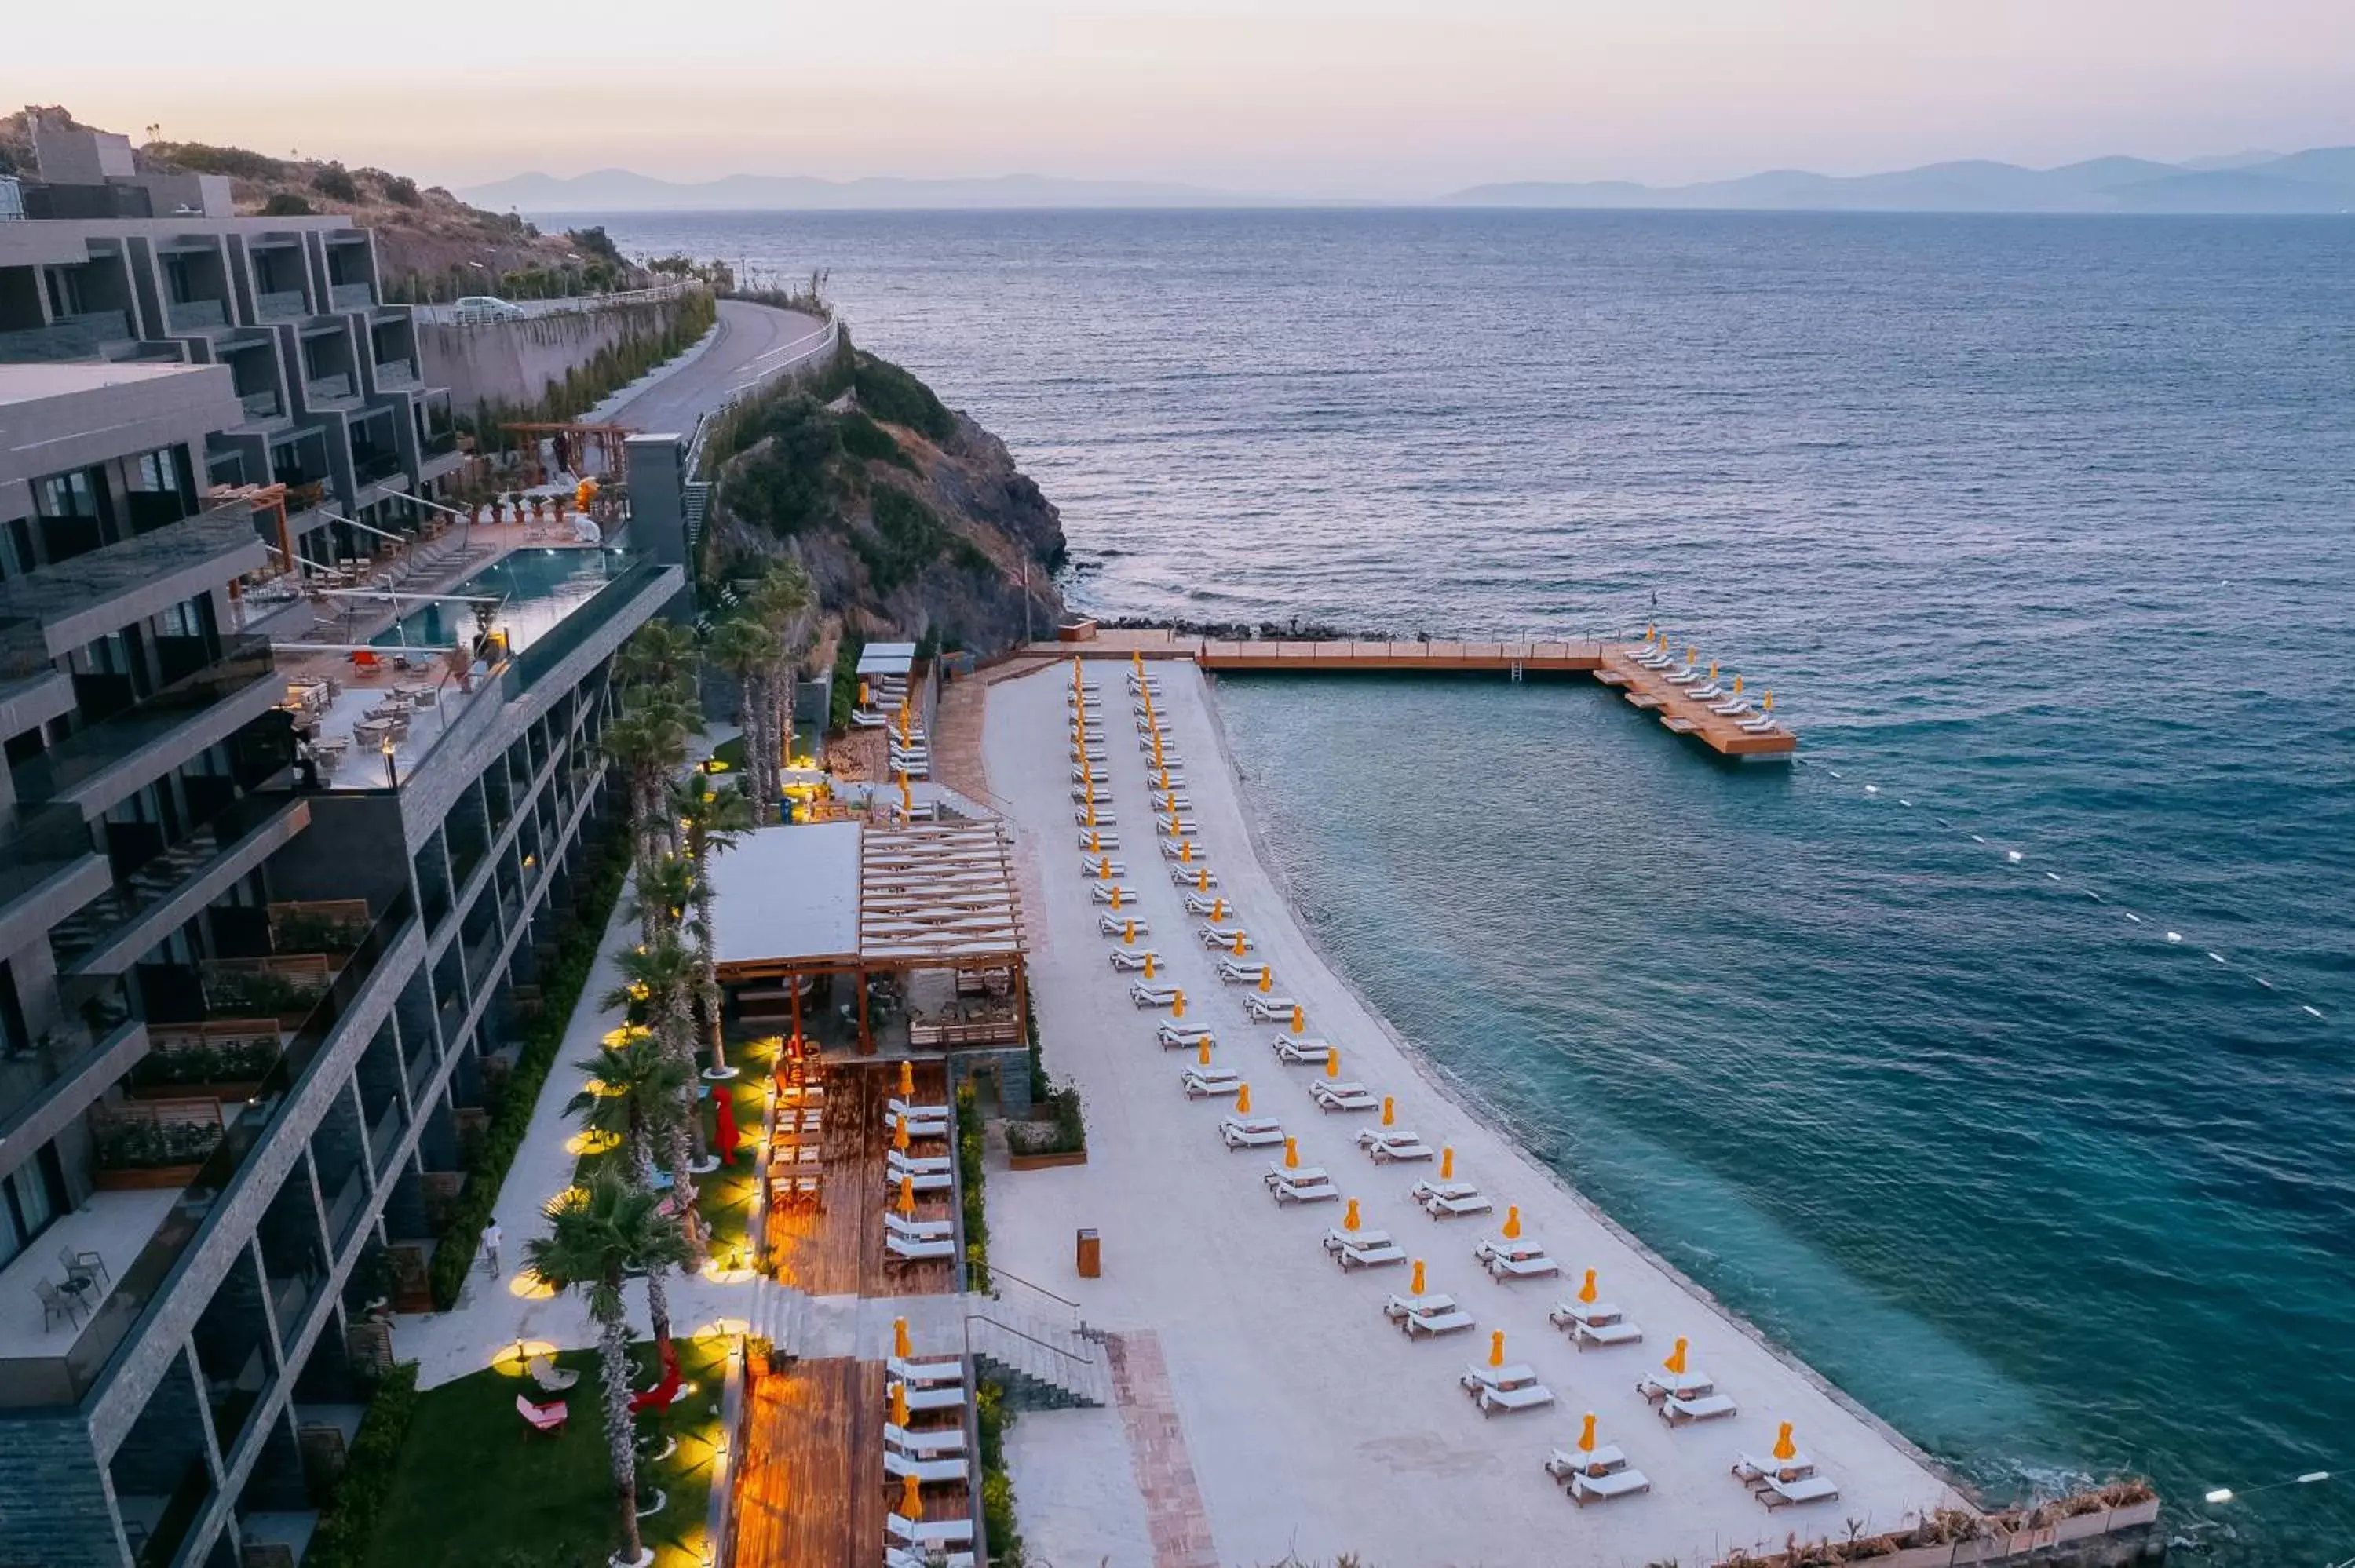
304,1362,421,1568
427,826,631,1309
957,1083,990,1293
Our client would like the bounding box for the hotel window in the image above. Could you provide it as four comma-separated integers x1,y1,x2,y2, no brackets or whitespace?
0,1147,67,1271
35,469,99,519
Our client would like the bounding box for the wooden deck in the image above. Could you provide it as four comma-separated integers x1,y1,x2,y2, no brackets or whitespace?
765,1059,962,1298
1593,644,1798,758
732,1356,973,1568
1199,638,1605,673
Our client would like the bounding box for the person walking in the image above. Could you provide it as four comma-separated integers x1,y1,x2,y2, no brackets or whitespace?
482,1220,503,1277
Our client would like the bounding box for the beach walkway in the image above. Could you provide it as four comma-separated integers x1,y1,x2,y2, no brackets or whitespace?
978,657,1962,1566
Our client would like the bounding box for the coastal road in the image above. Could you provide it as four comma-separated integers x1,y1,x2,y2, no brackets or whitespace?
603,299,834,435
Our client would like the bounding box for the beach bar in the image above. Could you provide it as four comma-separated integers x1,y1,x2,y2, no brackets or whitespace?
707,818,1031,1067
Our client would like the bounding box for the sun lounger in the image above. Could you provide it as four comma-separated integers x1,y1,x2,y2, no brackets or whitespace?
1356,1129,1435,1163
1152,793,1192,813
884,1449,971,1486
886,1234,956,1264
1089,882,1134,905
1732,1453,1817,1488
892,1380,968,1414
885,1214,954,1241
1760,1471,1841,1508
887,1513,975,1550
1181,1068,1242,1098
1740,715,1781,734
1198,924,1248,949
1545,1442,1628,1482
885,1355,964,1387
1554,1307,1644,1349
1217,959,1269,985
1100,912,1149,936
1069,765,1101,784
1072,785,1112,804
1459,1362,1554,1417
1243,995,1296,1022
1075,830,1119,849
1661,1390,1740,1424
1323,1229,1408,1269
1183,894,1228,917
1384,1291,1456,1322
1633,645,1674,668
517,1392,568,1433
1080,858,1126,878
1157,1022,1214,1048
1271,1034,1335,1064
1107,948,1159,972
1635,1368,1715,1403
1476,1238,1559,1281
885,1169,951,1194
1162,839,1206,862
885,1550,976,1568
1711,698,1754,717
887,1153,952,1177
1220,1116,1284,1149
1557,1452,1652,1506
1075,805,1119,826
1686,682,1724,701
1412,1180,1493,1218
527,1355,578,1392
1264,1164,1329,1190
1398,1300,1477,1337
1266,1171,1340,1205
1130,982,1179,1008
1665,665,1702,685
1156,816,1198,837
885,1422,968,1458
1310,1079,1377,1113
1172,866,1221,888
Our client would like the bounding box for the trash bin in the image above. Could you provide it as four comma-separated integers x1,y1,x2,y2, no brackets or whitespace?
1075,1227,1101,1279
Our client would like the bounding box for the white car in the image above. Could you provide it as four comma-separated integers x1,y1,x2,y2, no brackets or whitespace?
451,294,526,323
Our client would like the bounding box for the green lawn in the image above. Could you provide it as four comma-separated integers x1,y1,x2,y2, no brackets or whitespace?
368,1336,729,1568
568,1067,765,1278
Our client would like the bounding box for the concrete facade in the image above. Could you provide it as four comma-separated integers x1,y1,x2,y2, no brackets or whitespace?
417,295,689,414
0,352,681,1566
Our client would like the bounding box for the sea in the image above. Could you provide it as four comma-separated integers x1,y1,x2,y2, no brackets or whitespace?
589,208,2355,1559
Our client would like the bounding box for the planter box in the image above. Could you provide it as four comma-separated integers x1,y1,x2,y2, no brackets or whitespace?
2105,1498,2160,1530
95,1162,205,1191
2053,1511,2114,1543
128,1079,264,1104
1007,1147,1088,1172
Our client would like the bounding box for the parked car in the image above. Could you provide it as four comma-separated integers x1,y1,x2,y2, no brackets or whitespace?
451,295,526,323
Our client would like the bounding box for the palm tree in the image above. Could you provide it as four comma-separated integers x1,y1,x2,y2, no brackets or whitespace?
614,618,699,699
603,935,708,1262
565,1034,692,1358
708,617,781,822
747,563,813,787
524,1172,688,1568
623,852,698,949
674,773,754,1070
601,695,696,867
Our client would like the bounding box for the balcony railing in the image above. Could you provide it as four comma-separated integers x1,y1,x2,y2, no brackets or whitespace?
422,429,458,458
374,358,418,389
330,281,375,312
0,892,414,1409
256,290,308,322
353,449,403,485
0,802,100,923
167,298,228,331
507,563,672,691
367,1098,406,1174
49,791,309,972
304,373,354,403
9,636,276,805
239,388,282,421
0,311,132,363
0,971,134,1133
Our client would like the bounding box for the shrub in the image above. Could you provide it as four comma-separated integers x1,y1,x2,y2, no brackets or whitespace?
312,161,360,202
379,173,421,206
1006,1080,1086,1157
855,488,951,594
977,1378,1023,1564
829,635,864,732
957,1084,989,1292
853,353,954,442
838,410,912,470
146,141,287,181
305,1362,420,1568
261,192,314,217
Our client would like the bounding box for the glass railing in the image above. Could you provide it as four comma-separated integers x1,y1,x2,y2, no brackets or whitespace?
353,449,402,484
323,1169,367,1249
305,374,355,403
167,298,228,331
256,290,308,322
0,311,131,362
367,1098,405,1175
0,972,135,1136
507,563,671,690
422,429,458,457
126,1453,211,1568
267,1265,322,1344
0,802,100,915
9,636,275,804
374,359,418,389
330,281,375,312
239,388,281,420
0,892,413,1410
50,792,306,971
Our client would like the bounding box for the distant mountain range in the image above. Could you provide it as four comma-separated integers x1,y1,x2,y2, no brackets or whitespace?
463,148,2355,214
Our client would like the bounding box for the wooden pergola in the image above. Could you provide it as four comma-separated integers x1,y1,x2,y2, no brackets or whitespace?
498,421,633,484
710,821,1028,1055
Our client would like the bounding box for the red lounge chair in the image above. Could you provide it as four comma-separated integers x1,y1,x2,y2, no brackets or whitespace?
629,1366,683,1416
517,1393,568,1433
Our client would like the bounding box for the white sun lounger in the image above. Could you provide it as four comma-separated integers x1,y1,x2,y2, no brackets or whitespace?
1181,1068,1242,1098
1686,682,1724,701
1069,765,1102,785
1356,1129,1435,1163
1217,959,1269,984
1172,866,1221,889
1711,698,1754,717
1323,1229,1408,1268
1129,982,1179,1007
887,1513,974,1549
1559,1454,1652,1506
1272,1035,1335,1064
886,1234,956,1263
1412,1180,1493,1218
1545,1442,1628,1482
1733,1453,1818,1488
1476,1238,1559,1280
1633,645,1674,668
1221,1116,1284,1149
885,1214,953,1241
1071,785,1109,806
1089,883,1135,906
1079,858,1126,878
1183,894,1228,916
886,1153,952,1177
1075,829,1119,849
1075,808,1118,826
1548,1300,1644,1349
1666,665,1702,685
1243,995,1297,1021
887,1098,949,1121
1760,1471,1841,1508
1459,1363,1554,1417
1161,839,1207,862
1107,948,1159,972
886,1549,975,1568
885,1170,952,1194
1157,1023,1214,1048
1740,715,1782,734
885,1421,967,1457
1310,1079,1377,1113
884,1449,970,1486
1100,912,1150,936
1661,1390,1740,1424
891,1381,968,1414
1267,1171,1340,1205
1156,816,1198,837
1400,1300,1477,1336
885,1355,963,1387
1198,924,1249,949
1152,793,1192,813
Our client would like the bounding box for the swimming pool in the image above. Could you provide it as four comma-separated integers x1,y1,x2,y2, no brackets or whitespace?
371,547,635,658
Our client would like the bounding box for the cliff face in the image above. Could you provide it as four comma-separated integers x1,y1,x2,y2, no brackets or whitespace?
701,351,1066,658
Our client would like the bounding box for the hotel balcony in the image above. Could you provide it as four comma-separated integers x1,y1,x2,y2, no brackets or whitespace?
0,804,112,975
255,290,309,324
9,636,282,819
373,357,419,390
0,893,416,1413
166,297,231,334
50,791,314,976
0,508,267,661
0,311,136,363
330,281,375,312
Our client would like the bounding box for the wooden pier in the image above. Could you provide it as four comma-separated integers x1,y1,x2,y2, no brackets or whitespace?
1017,629,1797,759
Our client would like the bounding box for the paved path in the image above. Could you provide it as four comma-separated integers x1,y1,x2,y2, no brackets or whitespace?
602,300,832,435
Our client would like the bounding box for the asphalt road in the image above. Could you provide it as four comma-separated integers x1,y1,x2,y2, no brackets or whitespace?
604,300,834,435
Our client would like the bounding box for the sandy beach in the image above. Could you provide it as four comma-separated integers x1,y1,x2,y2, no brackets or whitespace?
981,657,1967,1568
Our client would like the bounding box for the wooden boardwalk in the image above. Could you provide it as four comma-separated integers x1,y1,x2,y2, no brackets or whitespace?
765,1059,961,1299
1592,644,1798,759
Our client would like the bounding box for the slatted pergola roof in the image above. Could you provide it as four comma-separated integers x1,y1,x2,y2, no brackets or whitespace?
859,822,1026,966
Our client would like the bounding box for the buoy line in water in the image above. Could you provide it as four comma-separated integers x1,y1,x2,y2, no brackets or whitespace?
1793,753,2331,1026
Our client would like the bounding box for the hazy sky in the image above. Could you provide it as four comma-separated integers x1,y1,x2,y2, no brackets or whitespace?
13,0,2355,192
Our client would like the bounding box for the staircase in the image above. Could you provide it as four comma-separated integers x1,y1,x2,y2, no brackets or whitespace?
966,1304,1110,1409
750,1277,814,1360
683,481,712,555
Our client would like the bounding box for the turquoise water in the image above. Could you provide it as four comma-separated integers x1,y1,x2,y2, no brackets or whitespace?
589,209,2355,1557
373,546,633,653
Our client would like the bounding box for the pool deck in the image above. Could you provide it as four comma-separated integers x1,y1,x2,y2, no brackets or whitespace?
979,658,1959,1567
